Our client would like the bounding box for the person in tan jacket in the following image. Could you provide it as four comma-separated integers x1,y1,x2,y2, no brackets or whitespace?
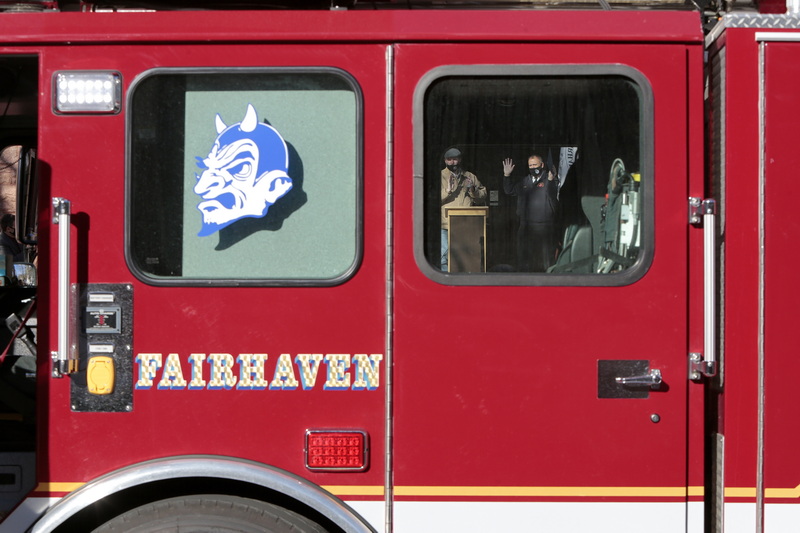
440,147,486,271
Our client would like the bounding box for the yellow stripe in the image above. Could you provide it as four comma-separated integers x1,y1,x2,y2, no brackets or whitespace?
726,485,800,499
766,485,800,499
35,482,700,498
322,485,385,496
725,487,756,498
36,482,85,492
37,483,800,500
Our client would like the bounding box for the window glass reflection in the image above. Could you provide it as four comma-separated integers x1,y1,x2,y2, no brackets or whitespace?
423,75,646,278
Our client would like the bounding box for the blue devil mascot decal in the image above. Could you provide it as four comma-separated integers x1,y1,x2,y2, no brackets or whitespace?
194,104,293,237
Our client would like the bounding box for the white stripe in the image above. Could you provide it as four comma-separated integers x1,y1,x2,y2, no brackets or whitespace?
765,502,800,532
383,501,703,533
347,501,387,533
755,31,800,42
0,497,57,533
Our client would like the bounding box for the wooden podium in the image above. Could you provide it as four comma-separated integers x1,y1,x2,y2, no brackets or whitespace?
445,206,488,273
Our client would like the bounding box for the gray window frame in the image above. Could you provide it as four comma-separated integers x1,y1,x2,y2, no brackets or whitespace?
413,64,655,286
125,66,364,287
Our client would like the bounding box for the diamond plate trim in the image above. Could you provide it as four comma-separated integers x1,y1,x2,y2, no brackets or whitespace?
722,13,800,28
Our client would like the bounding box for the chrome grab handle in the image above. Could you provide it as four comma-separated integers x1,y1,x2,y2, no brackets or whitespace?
689,197,718,379
701,200,718,377
51,197,76,377
616,369,662,390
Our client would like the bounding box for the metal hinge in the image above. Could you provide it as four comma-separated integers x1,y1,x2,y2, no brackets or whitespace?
689,197,716,225
689,352,717,381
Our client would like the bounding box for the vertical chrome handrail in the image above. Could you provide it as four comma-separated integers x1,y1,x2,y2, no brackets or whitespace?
689,196,718,379
51,197,75,377
703,200,717,377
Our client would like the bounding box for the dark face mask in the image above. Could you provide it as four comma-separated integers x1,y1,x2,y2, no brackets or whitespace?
530,167,544,178
446,163,460,173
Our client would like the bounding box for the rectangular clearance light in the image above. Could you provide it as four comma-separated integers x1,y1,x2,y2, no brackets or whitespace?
305,430,369,472
54,71,121,114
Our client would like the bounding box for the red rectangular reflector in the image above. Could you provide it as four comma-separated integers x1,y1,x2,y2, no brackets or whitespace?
305,430,368,472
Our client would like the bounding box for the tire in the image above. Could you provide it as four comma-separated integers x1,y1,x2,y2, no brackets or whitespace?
91,494,331,533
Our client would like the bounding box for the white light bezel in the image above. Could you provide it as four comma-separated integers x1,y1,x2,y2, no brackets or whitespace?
54,71,122,114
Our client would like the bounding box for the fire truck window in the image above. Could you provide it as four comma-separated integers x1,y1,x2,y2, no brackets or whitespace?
420,71,652,284
127,69,361,285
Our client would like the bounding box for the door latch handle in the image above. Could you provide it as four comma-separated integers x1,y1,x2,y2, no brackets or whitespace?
615,369,662,390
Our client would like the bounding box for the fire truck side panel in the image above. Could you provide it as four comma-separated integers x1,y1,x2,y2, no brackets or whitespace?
0,9,715,533
32,40,389,527
707,25,762,530
761,37,800,527
707,19,800,531
392,37,703,530
0,10,705,46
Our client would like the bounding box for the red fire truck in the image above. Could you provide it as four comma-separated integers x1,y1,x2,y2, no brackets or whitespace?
0,0,797,531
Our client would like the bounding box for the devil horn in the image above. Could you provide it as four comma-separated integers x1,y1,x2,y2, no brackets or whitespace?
241,104,258,133
215,114,226,134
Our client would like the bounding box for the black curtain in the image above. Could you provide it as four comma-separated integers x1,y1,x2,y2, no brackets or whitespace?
423,75,642,269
